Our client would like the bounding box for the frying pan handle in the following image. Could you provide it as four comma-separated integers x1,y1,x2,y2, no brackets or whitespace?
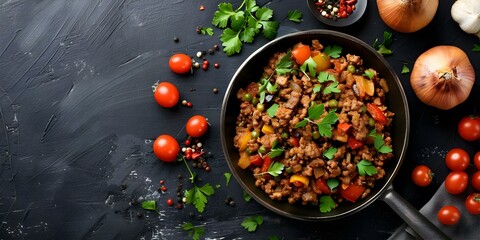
381,186,449,240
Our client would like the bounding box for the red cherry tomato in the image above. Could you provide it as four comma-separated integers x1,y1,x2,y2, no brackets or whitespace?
465,193,480,215
474,151,480,171
169,53,192,74
458,116,480,141
153,135,180,162
437,205,461,225
340,184,365,202
472,171,480,191
154,82,180,108
445,171,468,195
445,148,470,171
411,165,433,187
186,115,209,138
291,43,311,65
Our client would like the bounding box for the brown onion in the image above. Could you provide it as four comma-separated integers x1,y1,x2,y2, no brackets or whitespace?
410,46,475,110
376,0,439,33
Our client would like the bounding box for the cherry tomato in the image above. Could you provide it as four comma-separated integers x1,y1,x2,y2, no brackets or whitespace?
411,165,433,187
169,53,192,74
154,82,180,108
186,115,209,138
312,52,331,72
445,171,468,195
457,116,480,141
474,151,480,171
445,148,470,171
153,135,180,162
291,43,311,65
340,184,365,202
465,193,480,215
472,171,480,191
437,205,461,225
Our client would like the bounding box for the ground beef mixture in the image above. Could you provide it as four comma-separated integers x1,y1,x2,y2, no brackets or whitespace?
234,40,394,212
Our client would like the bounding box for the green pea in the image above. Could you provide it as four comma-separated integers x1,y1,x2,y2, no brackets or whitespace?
245,149,254,155
368,118,375,127
243,93,253,102
281,132,289,139
251,97,259,105
328,99,338,108
347,64,356,74
251,131,260,138
285,167,293,174
256,103,265,112
258,146,268,154
360,105,367,113
312,131,321,140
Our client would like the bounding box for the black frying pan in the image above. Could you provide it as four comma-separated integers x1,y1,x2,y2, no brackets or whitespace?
220,30,448,239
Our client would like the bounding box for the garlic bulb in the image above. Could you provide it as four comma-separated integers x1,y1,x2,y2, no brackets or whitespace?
451,0,480,38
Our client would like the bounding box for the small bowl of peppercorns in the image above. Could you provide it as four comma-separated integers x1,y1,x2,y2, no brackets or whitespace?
307,0,367,27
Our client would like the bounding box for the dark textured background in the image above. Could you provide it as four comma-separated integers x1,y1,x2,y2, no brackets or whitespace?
1,0,479,239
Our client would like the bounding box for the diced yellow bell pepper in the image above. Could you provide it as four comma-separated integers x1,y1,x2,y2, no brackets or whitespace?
290,174,310,187
353,75,374,97
261,125,274,135
238,131,252,152
238,151,251,169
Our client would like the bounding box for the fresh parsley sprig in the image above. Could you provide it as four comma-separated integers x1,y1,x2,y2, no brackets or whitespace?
294,103,339,137
141,200,158,212
182,156,215,213
212,0,279,56
324,45,342,58
255,162,285,177
319,195,336,213
241,215,263,232
323,147,337,160
288,10,302,23
182,222,205,240
368,129,393,154
373,31,393,56
401,63,410,74
357,160,378,176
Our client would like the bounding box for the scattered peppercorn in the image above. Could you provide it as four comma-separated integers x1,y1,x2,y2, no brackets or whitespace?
159,180,165,185
199,5,205,11
213,44,219,50
161,186,167,192
136,211,144,218
176,203,183,209
213,88,219,94
182,100,187,106
208,48,214,55
214,63,219,68
173,37,179,42
186,102,193,108
229,200,236,207
195,26,202,34
167,198,174,206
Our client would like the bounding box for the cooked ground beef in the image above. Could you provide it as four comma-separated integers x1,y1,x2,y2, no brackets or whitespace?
234,40,395,212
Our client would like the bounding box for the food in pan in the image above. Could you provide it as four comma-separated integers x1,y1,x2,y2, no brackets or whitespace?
233,40,394,211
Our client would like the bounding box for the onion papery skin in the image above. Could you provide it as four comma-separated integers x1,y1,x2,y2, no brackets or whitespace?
410,46,475,110
376,0,439,33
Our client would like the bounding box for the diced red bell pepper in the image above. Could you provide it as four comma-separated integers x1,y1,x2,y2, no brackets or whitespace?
249,154,263,167
340,184,365,202
366,103,387,125
261,155,272,173
315,179,331,194
337,123,352,135
288,136,299,147
347,137,364,150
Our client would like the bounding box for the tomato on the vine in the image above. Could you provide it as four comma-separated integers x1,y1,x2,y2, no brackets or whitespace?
169,53,192,74
186,115,209,138
445,148,470,171
445,171,468,195
465,193,480,215
411,165,433,187
154,82,180,108
472,171,480,191
458,115,480,141
437,205,461,225
153,135,180,162
474,151,480,171
291,43,311,65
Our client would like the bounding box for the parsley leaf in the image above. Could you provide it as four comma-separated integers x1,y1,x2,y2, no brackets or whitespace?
184,183,215,213
473,44,480,52
267,162,284,176
200,27,214,36
287,10,303,23
357,160,378,176
368,130,393,154
317,111,338,137
268,146,284,158
241,215,263,232
373,31,393,56
313,84,322,93
267,103,279,118
308,104,324,120
362,69,375,79
141,200,157,211
319,195,336,213
212,3,236,28
220,28,242,56
323,81,340,95
324,45,342,58
275,51,293,75
182,222,205,240
323,147,337,160
326,178,339,191
224,172,232,187
300,57,317,78
317,71,335,83
401,63,410,74
243,190,252,202
294,118,309,128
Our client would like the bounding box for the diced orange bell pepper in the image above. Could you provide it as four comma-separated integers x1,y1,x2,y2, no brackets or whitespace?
353,75,374,97
238,151,250,169
337,123,352,135
290,175,310,187
261,125,274,135
238,131,252,151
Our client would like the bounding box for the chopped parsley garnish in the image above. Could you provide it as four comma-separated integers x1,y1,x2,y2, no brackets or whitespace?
368,129,393,154
373,31,393,56
287,10,303,23
268,146,284,158
275,51,293,75
323,81,341,95
184,183,215,213
224,172,232,187
324,45,342,58
319,195,336,213
243,190,252,202
182,222,205,240
473,44,480,52
313,84,322,93
323,147,337,160
357,160,378,176
200,27,214,36
213,0,279,56
401,63,410,74
267,103,279,118
317,71,336,83
317,71,340,95
267,162,284,176
294,104,338,137
362,69,375,79
317,111,339,137
300,57,317,78
141,200,157,211
241,215,263,232
327,178,339,191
